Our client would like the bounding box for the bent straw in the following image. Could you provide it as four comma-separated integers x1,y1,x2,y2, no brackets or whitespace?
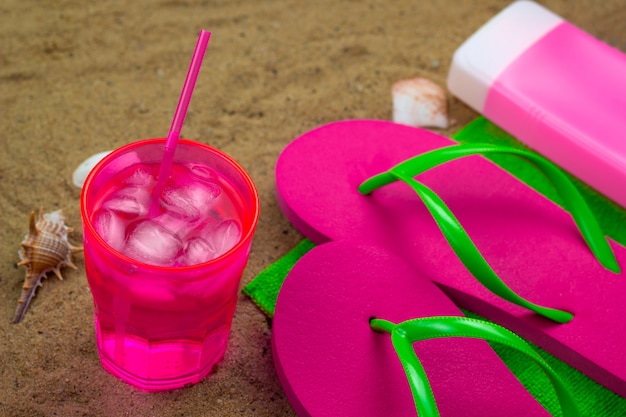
150,30,211,215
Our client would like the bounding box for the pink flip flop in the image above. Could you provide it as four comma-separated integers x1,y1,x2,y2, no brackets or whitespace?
272,241,578,417
274,119,626,396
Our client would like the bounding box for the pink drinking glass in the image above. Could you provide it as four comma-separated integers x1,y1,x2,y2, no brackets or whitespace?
80,139,260,392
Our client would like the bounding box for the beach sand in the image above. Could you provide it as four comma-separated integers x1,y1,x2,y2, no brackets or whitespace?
1,0,624,415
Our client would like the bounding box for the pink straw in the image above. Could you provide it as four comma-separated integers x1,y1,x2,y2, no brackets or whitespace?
150,30,211,215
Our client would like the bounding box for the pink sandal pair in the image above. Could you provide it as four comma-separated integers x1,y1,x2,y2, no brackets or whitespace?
271,120,626,416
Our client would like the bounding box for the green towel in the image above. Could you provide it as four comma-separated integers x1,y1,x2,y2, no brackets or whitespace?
243,117,626,416
243,238,316,318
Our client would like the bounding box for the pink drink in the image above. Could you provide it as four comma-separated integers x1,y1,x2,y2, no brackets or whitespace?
93,162,243,267
80,139,259,391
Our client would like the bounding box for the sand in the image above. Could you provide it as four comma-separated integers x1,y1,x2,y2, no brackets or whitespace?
1,0,624,415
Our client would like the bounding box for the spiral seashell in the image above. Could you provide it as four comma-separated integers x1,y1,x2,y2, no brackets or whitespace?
13,208,83,323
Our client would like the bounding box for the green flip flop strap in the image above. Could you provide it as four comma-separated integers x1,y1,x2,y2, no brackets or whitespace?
359,143,619,323
370,316,580,417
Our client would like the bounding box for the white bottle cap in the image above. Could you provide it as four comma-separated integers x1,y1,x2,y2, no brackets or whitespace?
447,1,563,112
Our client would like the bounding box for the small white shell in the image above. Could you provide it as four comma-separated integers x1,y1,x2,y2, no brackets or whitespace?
72,150,112,189
392,78,449,129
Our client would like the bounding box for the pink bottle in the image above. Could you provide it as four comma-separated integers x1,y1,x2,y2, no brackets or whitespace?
448,1,626,208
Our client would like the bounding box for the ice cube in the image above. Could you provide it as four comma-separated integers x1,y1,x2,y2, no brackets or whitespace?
124,168,156,186
124,220,183,266
151,212,201,240
206,220,241,258
93,209,126,251
160,182,220,221
180,237,216,266
102,186,151,219
189,164,219,184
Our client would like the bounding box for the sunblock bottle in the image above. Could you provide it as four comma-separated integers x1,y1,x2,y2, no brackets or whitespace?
447,0,626,208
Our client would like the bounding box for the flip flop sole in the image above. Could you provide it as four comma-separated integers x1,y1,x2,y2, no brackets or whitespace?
272,242,551,417
275,119,626,396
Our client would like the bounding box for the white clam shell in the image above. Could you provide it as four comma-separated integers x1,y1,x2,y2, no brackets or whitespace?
392,78,449,129
72,150,112,189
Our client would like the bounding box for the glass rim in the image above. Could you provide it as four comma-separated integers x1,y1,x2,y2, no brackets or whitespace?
80,138,260,272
